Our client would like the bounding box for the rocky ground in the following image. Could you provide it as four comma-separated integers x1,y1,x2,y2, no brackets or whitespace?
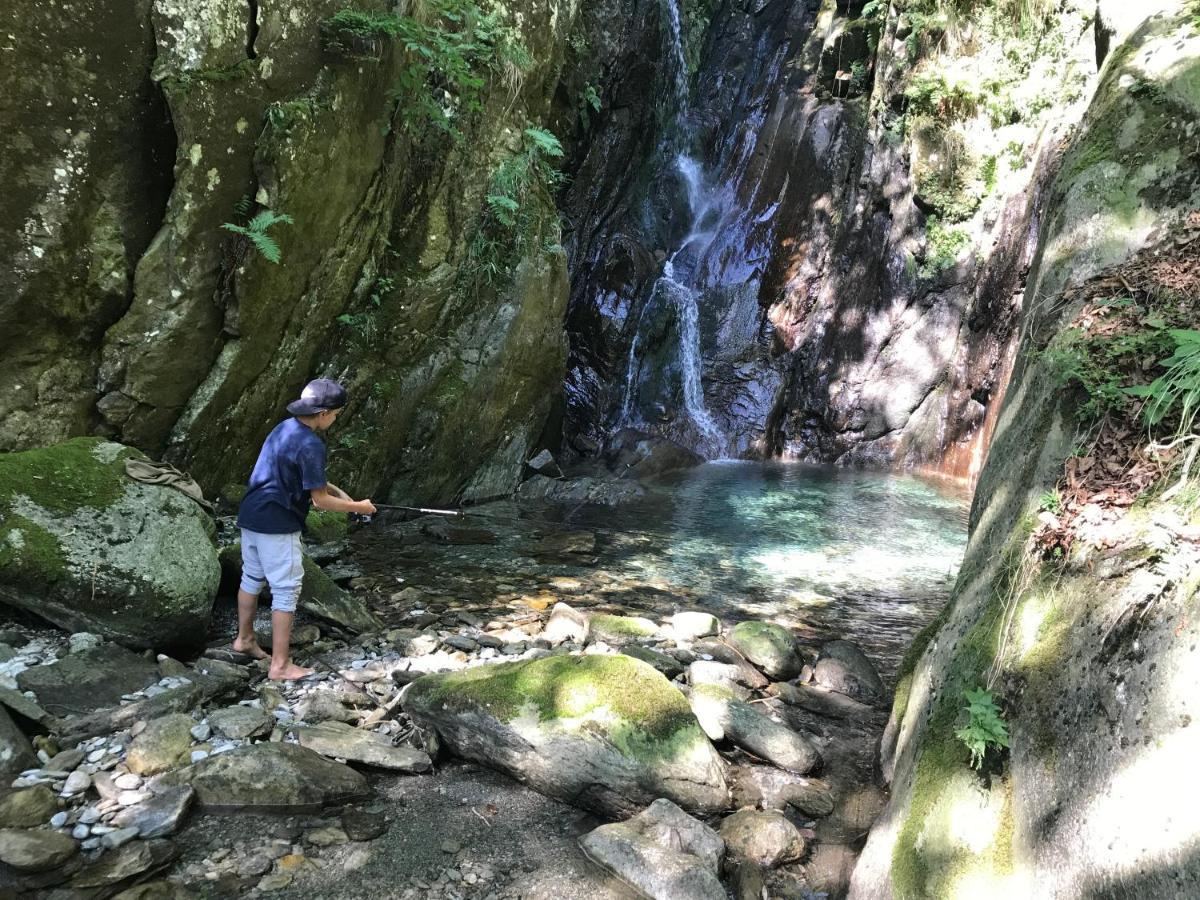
0,491,905,899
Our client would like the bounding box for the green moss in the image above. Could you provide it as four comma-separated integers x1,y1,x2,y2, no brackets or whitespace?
892,604,952,721
306,509,349,543
589,613,657,638
0,514,66,584
419,654,702,760
0,438,138,514
729,621,794,656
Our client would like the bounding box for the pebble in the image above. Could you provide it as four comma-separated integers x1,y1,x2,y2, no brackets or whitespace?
100,826,139,849
50,812,68,828
78,807,101,825
86,749,106,764
113,773,141,791
190,723,211,742
190,750,210,763
71,824,90,840
62,770,91,795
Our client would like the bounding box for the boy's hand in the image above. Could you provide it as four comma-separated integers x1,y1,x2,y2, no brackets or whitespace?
355,499,377,516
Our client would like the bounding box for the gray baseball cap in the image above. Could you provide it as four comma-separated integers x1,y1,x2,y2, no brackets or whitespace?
286,378,348,416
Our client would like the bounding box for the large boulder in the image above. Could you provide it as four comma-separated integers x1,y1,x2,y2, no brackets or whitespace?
727,622,801,680
0,439,219,651
402,654,729,817
17,643,158,717
0,705,38,781
812,640,885,704
603,429,705,479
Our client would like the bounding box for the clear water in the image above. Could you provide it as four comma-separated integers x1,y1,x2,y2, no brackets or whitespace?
561,461,971,681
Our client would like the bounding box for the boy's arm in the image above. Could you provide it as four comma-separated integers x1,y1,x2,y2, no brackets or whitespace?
325,483,351,501
310,486,375,515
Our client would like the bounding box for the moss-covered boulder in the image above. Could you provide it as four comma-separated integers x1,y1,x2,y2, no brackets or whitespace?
587,613,659,646
402,654,729,817
727,622,801,680
305,509,348,544
0,438,219,651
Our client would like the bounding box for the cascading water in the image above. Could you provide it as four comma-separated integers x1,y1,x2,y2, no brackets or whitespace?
616,0,727,456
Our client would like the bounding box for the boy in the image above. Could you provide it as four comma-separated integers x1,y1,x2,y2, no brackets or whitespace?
234,378,376,679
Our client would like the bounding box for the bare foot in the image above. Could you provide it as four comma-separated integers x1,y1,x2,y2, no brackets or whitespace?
268,662,315,681
232,637,269,660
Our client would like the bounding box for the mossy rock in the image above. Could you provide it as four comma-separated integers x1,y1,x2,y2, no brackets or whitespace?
728,621,801,680
305,509,348,544
0,438,219,652
402,654,728,817
587,613,659,645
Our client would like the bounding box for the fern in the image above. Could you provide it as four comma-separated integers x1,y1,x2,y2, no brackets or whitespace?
954,687,1010,769
221,210,295,264
1125,329,1200,439
523,126,563,158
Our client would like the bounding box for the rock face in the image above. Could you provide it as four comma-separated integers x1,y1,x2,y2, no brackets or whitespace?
402,653,728,817
578,799,726,900
0,0,581,509
850,9,1200,899
0,439,220,650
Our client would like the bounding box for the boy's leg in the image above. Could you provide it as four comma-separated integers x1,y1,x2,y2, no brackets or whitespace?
263,533,313,680
235,531,269,660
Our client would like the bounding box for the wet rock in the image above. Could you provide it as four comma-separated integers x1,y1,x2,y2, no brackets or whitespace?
341,808,388,841
126,713,195,775
17,644,159,716
542,603,589,644
578,798,725,900
621,645,685,678
728,765,836,817
403,654,728,816
727,622,801,680
291,721,432,773
0,440,221,651
208,705,273,740
812,640,885,703
111,786,195,838
603,430,706,479
159,743,368,811
0,785,58,827
517,475,646,506
529,531,597,560
719,809,807,868
0,706,38,782
587,614,659,646
669,612,720,641
0,826,77,872
690,686,821,774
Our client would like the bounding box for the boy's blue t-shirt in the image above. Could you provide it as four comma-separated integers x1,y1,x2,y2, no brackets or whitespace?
237,418,328,534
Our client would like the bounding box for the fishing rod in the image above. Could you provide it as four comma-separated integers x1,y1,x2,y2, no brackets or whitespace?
371,503,464,517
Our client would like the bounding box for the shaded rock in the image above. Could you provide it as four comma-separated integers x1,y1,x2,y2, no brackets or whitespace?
44,748,85,773
690,686,821,774
290,721,432,773
517,475,646,506
16,643,158,716
578,798,725,900
728,765,836,817
71,838,179,888
0,440,219,652
769,681,884,720
529,531,596,558
402,654,728,816
208,705,273,740
691,640,769,689
587,614,659,645
603,429,706,479
294,691,358,725
719,809,807,868
0,785,58,827
727,622,801,680
111,785,195,838
126,713,195,776
341,808,388,841
730,860,768,900
812,640,885,703
0,704,38,781
669,611,720,641
526,449,561,475
159,743,368,811
442,635,478,652
542,603,589,644
0,826,77,872
621,645,685,678
687,662,751,703
111,880,194,899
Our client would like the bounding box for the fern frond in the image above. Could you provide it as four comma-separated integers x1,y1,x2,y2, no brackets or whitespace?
523,126,563,158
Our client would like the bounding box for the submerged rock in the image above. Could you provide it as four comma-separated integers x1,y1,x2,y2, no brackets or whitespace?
402,654,728,816
603,429,706,479
727,622,801,680
0,439,220,650
578,798,726,900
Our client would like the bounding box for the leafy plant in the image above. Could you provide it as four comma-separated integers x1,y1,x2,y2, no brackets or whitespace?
1038,488,1062,515
1125,329,1200,438
918,218,970,278
579,82,602,129
221,210,295,264
904,72,982,122
954,686,1010,769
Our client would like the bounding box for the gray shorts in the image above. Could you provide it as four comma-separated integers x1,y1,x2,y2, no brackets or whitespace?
240,529,303,613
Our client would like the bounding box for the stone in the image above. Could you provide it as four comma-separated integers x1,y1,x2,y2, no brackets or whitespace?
442,635,478,652
189,723,211,742
16,643,159,716
719,809,807,868
0,439,221,650
687,662,751,704
100,826,140,849
258,872,294,891
0,826,78,872
0,785,58,827
295,691,358,725
621,645,685,678
690,686,820,775
769,680,883,720
159,743,368,811
728,765,836,817
290,721,432,773
587,614,659,646
72,839,179,888
341,808,388,841
44,748,86,774
578,799,726,900
126,713,195,775
669,611,720,641
239,854,272,877
111,786,195,838
727,622,801,680
110,879,193,899
114,772,142,791
691,642,770,689
68,632,104,654
529,531,597,559
812,640,885,703
542,603,589,644
208,705,273,740
305,825,348,847
403,654,727,817
0,685,59,730
63,769,92,795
